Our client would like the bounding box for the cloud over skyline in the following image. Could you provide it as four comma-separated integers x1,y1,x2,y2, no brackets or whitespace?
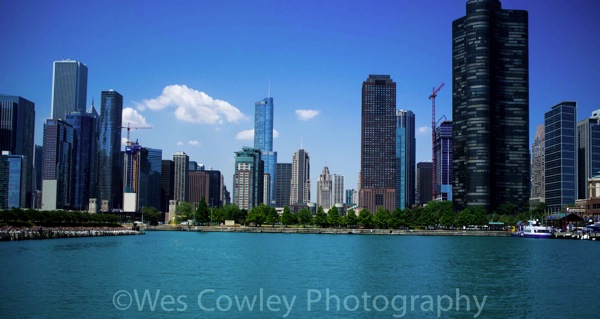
295,109,320,121
135,84,246,124
235,129,280,141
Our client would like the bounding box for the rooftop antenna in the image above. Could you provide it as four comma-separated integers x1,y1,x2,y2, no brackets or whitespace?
301,136,303,149
268,80,271,98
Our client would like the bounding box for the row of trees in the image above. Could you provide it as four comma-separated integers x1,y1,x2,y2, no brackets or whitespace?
173,200,543,229
0,209,122,227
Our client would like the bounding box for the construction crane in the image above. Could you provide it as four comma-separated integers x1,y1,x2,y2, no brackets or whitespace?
120,122,152,143
429,82,444,201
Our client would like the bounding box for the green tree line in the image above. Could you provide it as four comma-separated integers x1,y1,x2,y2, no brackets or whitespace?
0,209,122,227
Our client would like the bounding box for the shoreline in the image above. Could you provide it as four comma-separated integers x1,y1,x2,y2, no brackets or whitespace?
0,226,143,241
146,225,513,237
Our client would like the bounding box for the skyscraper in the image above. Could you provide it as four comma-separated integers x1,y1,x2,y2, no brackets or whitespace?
254,97,277,206
173,151,189,203
333,174,344,205
435,120,453,201
531,125,545,199
576,111,600,200
275,163,292,208
233,147,264,210
0,153,27,209
188,170,209,205
316,166,333,210
97,90,123,211
416,162,433,206
160,160,174,213
65,111,98,210
360,75,396,213
0,95,35,207
290,148,310,205
452,0,530,213
396,110,415,209
545,101,576,212
51,60,88,120
41,119,73,210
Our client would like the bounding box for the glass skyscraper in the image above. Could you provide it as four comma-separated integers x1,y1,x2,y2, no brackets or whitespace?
275,163,292,208
98,90,123,211
545,101,576,212
435,120,453,201
173,151,189,203
416,162,433,206
0,95,35,207
360,75,396,213
0,154,27,209
233,147,264,210
576,111,600,200
51,60,88,120
396,110,415,209
531,125,545,199
452,0,530,213
254,97,277,206
66,110,98,210
41,119,74,210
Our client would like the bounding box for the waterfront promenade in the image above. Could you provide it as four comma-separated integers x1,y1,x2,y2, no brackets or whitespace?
0,226,143,241
146,225,513,237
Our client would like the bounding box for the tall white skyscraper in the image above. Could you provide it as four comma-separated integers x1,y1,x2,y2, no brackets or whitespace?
173,151,189,202
290,149,310,205
51,60,88,120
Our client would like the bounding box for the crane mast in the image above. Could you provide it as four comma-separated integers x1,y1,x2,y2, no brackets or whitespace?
429,83,444,202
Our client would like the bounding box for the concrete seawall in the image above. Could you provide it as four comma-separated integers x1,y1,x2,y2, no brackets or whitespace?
0,227,143,241
147,225,512,237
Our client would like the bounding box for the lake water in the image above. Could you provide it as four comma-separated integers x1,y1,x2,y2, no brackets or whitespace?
0,231,597,318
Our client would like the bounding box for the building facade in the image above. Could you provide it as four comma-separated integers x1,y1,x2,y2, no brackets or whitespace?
360,75,397,213
173,151,189,203
233,147,264,210
97,90,123,211
188,170,210,205
333,174,344,205
0,153,27,209
41,119,74,210
531,125,545,200
51,60,88,120
0,95,35,208
160,160,174,213
65,111,98,210
416,162,433,206
290,148,310,205
576,111,600,200
275,163,292,208
316,166,333,210
254,97,277,206
545,101,577,212
396,110,415,209
452,0,530,213
435,120,453,201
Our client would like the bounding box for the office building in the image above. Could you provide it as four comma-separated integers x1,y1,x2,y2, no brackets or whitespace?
275,163,292,208
316,166,333,210
41,119,73,210
51,60,88,120
207,170,223,207
254,97,277,206
65,111,98,210
360,75,397,213
452,0,530,212
0,153,27,209
576,110,600,199
396,110,415,209
416,162,433,206
290,148,310,205
545,101,577,211
233,147,264,210
97,90,123,211
531,125,545,200
173,151,189,203
333,174,344,205
160,160,174,212
435,120,453,201
189,170,209,205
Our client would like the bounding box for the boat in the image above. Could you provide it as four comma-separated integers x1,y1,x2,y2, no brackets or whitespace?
515,220,553,239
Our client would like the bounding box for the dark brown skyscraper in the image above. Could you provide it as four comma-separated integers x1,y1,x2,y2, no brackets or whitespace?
360,75,396,213
452,0,530,213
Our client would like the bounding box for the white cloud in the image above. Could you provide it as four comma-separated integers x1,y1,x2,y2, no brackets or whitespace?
135,84,246,124
177,141,184,146
188,140,201,146
418,126,430,134
295,109,320,121
235,129,280,140
122,107,150,127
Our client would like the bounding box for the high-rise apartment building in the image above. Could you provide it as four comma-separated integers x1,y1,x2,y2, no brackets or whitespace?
41,119,73,210
65,111,98,210
173,151,189,203
233,147,264,210
316,166,333,210
452,0,530,213
545,102,577,212
360,75,396,213
160,160,174,213
576,111,600,199
254,97,277,206
188,170,209,205
333,174,344,205
0,95,35,208
97,90,123,211
51,60,88,120
290,148,310,205
435,120,453,201
396,110,415,209
531,125,545,200
275,163,292,208
416,162,433,206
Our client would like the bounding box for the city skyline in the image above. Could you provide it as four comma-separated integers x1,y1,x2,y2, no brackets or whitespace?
1,0,599,196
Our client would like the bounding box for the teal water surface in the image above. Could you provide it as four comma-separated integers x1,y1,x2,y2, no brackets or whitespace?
0,231,597,318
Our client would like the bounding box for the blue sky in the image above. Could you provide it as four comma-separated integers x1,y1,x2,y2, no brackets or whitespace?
1,0,599,196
